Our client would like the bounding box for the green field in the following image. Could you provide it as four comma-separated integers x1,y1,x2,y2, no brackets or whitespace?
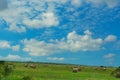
1,62,120,80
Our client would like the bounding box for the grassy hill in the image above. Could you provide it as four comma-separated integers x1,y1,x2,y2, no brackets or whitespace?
0,61,120,80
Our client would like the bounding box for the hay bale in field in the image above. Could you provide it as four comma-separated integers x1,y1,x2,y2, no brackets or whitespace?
100,66,106,71
7,64,14,69
94,66,106,71
102,67,106,71
30,64,36,69
78,67,81,71
24,63,28,67
94,67,99,70
72,67,81,73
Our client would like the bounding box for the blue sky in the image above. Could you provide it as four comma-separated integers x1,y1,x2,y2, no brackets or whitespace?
0,0,120,67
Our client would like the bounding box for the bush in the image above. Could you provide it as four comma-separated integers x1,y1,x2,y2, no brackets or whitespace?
111,66,120,78
3,64,13,77
0,61,5,79
0,61,13,79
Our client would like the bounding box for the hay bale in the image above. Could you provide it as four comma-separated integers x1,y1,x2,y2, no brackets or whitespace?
30,64,36,69
24,64,28,67
72,67,81,73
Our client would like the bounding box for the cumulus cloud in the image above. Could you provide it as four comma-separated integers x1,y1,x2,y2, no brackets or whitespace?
0,54,32,61
0,40,11,49
7,26,26,33
71,0,82,7
0,0,8,11
0,0,60,33
0,0,119,33
0,40,20,52
105,35,117,42
22,30,104,56
47,57,64,61
23,12,59,28
22,39,59,56
12,45,20,51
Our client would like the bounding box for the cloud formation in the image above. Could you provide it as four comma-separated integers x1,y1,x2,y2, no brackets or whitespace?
22,30,104,56
71,0,82,7
0,54,32,61
0,40,10,49
104,53,116,59
0,0,119,33
47,57,64,61
12,45,20,51
105,35,117,42
104,53,116,64
23,12,59,28
0,40,20,51
0,0,61,33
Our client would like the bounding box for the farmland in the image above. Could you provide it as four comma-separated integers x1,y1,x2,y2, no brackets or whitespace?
0,62,120,80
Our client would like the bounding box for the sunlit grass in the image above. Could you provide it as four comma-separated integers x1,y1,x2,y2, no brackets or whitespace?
2,62,119,80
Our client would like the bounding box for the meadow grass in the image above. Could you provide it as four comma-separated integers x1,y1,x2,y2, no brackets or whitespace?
3,62,120,80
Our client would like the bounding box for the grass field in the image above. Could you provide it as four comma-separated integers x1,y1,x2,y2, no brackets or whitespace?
1,62,120,80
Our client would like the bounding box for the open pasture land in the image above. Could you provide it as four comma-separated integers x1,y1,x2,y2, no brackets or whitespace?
2,62,120,80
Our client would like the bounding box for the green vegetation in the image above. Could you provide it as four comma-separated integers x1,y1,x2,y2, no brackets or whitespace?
0,61,13,79
111,66,120,78
0,61,120,80
22,75,33,80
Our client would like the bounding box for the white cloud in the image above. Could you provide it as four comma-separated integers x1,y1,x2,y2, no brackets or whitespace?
0,0,119,33
6,54,20,60
71,0,82,7
22,30,104,56
23,12,59,28
61,30,103,52
0,40,21,52
104,53,116,59
105,35,117,42
22,39,59,56
86,0,119,8
7,26,26,33
12,45,20,51
47,57,64,61
0,40,10,49
0,54,32,61
104,53,116,64
0,0,61,33
2,0,118,32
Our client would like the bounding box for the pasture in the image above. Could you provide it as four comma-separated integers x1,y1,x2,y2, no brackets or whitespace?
1,62,120,80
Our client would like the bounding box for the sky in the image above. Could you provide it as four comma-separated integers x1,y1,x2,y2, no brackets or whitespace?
0,0,120,67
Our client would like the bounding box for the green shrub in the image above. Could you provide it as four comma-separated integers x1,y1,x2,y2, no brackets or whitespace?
0,61,14,79
0,61,5,79
111,66,120,78
3,64,13,77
